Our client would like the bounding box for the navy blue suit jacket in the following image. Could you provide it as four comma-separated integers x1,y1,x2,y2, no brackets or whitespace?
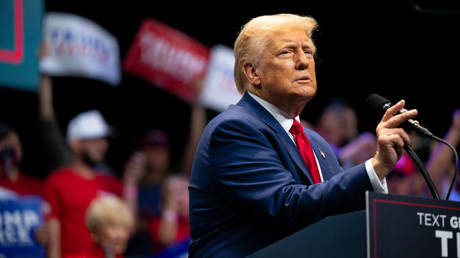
188,92,374,257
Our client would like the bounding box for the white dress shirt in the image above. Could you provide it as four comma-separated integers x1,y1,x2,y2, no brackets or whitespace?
248,92,388,193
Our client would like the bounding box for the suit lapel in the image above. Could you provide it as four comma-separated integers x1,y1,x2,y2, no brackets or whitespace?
305,130,334,181
237,92,315,184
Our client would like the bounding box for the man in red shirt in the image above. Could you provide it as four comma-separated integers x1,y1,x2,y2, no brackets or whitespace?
44,110,133,258
0,123,44,196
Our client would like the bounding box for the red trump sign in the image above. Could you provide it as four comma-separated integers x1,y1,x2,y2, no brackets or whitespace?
123,19,210,103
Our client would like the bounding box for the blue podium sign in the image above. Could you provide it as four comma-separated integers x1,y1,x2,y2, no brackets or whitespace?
367,192,460,258
0,196,45,258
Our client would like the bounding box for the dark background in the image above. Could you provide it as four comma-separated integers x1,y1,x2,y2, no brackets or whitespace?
1,0,459,178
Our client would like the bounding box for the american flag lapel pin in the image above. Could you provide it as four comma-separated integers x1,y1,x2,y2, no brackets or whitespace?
319,149,326,159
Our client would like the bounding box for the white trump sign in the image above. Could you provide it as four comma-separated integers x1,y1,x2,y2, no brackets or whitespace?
40,12,120,86
200,45,242,112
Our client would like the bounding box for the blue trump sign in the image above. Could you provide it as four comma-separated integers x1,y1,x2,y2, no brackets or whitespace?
152,238,189,258
0,196,45,258
0,0,43,92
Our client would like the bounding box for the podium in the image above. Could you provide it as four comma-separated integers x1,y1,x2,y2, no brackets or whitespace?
248,210,366,258
248,192,460,258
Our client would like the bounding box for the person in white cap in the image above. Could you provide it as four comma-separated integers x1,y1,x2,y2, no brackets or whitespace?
43,110,134,258
65,110,113,171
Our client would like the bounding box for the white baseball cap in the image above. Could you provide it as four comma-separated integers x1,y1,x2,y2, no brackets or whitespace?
66,110,112,142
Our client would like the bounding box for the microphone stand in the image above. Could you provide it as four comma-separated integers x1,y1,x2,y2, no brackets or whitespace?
403,144,440,199
403,133,459,201
429,135,459,200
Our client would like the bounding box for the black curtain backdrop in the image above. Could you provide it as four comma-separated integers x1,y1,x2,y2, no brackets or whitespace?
1,1,459,179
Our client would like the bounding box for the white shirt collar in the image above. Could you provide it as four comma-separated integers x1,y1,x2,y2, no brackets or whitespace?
247,92,299,138
246,92,386,187
247,91,324,181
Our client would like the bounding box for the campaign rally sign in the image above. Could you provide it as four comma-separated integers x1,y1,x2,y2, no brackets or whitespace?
0,196,45,258
123,19,210,103
367,192,460,258
0,0,43,91
151,238,189,258
40,12,121,86
199,45,241,112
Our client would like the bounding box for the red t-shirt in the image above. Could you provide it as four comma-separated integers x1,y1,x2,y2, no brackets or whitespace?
148,214,190,253
0,172,44,196
44,167,123,255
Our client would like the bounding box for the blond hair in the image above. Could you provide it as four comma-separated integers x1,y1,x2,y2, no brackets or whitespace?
86,195,134,234
233,14,318,93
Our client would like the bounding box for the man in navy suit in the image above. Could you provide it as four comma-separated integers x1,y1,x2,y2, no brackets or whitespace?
188,14,418,257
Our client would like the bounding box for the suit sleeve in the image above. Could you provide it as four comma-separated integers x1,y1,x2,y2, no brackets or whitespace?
209,118,373,233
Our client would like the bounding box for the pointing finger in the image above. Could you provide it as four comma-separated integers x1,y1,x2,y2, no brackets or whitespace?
384,109,418,129
382,100,405,122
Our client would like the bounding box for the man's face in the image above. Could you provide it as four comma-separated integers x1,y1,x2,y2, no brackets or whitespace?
255,26,317,110
320,107,358,146
0,132,23,162
78,138,108,165
144,144,170,172
0,132,22,176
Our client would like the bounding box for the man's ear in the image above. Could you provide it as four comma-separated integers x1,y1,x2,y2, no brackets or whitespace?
69,139,80,153
242,61,261,88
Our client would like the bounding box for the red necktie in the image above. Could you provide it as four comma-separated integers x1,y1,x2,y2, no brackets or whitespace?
289,120,322,184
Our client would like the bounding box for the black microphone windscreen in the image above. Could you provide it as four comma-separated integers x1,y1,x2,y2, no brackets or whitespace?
366,94,390,111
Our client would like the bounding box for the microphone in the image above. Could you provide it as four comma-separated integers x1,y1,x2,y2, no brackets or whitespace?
366,93,440,199
366,94,433,137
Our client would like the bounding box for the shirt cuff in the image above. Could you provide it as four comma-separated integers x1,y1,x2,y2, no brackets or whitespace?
365,159,388,194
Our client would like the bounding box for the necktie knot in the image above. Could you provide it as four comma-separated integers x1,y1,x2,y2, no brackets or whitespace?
289,120,303,135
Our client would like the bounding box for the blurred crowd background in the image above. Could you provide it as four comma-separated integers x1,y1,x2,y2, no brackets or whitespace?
1,1,460,179
1,1,460,258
